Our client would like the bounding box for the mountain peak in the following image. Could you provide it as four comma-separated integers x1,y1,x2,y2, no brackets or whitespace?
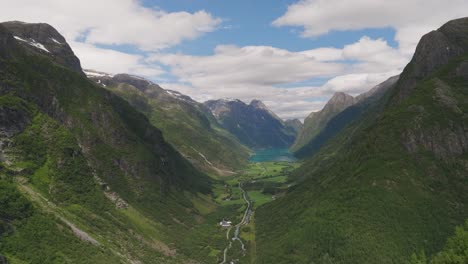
1,21,82,73
396,17,468,101
249,99,267,109
325,92,356,112
204,98,294,148
330,92,354,102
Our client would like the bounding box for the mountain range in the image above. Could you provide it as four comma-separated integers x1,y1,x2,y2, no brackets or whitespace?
85,70,250,176
204,99,297,149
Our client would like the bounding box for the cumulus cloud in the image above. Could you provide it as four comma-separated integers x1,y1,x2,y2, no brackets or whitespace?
72,42,164,77
273,0,468,55
1,0,459,119
321,72,401,95
0,0,221,75
151,36,408,119
150,45,345,87
0,0,221,50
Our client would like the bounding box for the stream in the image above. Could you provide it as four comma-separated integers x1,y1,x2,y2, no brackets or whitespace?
220,182,252,264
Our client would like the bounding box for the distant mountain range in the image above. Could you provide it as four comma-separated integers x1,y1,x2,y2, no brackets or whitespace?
204,99,297,149
86,69,302,171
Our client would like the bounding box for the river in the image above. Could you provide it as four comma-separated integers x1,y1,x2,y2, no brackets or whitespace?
220,182,251,264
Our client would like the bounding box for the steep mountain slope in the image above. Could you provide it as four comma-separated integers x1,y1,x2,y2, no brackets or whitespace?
86,71,249,176
284,119,303,135
0,21,213,263
293,76,398,158
204,99,296,148
291,92,356,152
256,18,468,264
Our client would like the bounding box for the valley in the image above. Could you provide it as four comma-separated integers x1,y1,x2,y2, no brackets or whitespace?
0,10,467,264
216,160,299,264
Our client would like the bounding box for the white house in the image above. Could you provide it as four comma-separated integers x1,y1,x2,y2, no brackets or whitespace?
219,219,232,227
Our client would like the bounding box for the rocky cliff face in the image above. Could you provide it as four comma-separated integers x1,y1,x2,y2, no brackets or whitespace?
204,99,296,148
396,18,468,102
2,21,82,73
400,76,468,160
391,18,468,160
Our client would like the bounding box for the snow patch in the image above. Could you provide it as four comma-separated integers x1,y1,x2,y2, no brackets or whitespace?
166,90,194,103
84,70,113,78
14,36,50,53
166,90,182,97
13,35,27,42
50,38,62,44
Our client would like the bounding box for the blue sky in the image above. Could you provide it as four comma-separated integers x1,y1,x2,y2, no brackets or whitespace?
109,1,399,57
2,0,466,119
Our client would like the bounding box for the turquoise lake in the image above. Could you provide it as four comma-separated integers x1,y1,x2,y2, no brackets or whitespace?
249,148,297,162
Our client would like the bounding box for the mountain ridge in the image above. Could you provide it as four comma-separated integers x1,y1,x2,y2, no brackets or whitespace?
204,98,297,148
291,75,399,156
85,70,250,176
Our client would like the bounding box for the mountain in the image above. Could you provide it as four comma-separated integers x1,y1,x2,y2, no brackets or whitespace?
85,71,250,176
0,21,215,263
291,92,356,152
204,99,296,148
284,119,303,134
256,18,468,264
292,75,399,158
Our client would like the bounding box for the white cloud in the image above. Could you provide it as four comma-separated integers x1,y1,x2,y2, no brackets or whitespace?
321,71,400,95
2,1,456,119
151,36,408,119
0,0,221,81
71,42,164,77
0,0,221,50
160,81,328,120
273,0,468,55
151,45,345,88
341,36,408,73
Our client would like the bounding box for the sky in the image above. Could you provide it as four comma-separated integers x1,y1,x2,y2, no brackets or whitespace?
1,0,467,120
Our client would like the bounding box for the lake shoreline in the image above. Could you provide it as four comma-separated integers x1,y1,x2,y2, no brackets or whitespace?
249,148,297,163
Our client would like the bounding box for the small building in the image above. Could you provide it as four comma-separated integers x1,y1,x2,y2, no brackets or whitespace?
219,219,232,227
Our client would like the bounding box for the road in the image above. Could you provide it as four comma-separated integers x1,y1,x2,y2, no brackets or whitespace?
220,182,252,264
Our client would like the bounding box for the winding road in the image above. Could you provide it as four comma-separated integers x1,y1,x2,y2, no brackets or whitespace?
220,182,252,264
